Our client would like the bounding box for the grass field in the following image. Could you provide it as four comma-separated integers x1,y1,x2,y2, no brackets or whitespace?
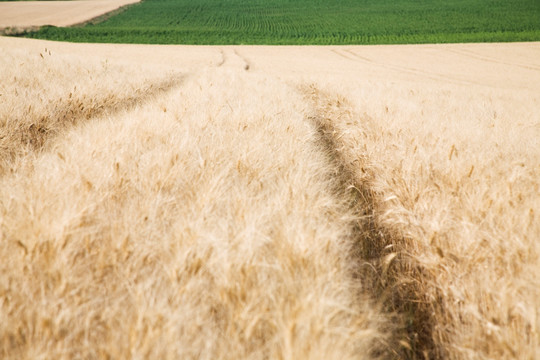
23,0,540,44
1,37,539,359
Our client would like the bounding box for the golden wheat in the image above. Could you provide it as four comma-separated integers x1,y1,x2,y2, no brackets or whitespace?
0,44,181,175
0,47,389,359
300,77,539,358
1,37,539,359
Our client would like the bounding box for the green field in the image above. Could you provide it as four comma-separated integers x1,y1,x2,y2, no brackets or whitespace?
24,0,540,44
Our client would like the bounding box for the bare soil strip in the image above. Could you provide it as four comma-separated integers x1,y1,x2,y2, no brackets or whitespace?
0,0,140,30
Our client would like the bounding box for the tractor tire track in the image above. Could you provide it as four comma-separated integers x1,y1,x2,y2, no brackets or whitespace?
233,49,251,71
216,48,251,71
332,48,485,87
0,74,186,176
349,48,486,87
217,49,226,67
443,48,540,72
300,83,446,360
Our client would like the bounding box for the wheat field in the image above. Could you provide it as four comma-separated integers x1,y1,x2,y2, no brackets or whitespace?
0,36,539,359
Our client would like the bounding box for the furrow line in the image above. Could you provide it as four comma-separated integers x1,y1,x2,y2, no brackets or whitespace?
0,74,186,176
300,84,445,360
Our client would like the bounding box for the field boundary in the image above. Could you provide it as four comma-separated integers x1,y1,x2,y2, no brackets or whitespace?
71,1,141,28
0,25,37,36
0,0,140,36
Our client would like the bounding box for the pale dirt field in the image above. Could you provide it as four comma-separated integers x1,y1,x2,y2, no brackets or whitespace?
1,35,539,359
0,0,140,29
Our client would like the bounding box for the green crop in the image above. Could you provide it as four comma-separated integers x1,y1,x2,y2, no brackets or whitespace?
24,0,540,44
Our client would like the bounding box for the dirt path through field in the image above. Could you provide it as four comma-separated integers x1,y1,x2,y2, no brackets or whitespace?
0,0,140,29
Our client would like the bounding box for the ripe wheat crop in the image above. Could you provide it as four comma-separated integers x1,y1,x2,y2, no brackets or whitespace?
0,41,390,359
298,76,539,358
0,45,180,175
1,37,538,359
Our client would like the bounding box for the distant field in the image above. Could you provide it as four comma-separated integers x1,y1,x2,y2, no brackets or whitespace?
0,0,140,30
23,0,540,44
